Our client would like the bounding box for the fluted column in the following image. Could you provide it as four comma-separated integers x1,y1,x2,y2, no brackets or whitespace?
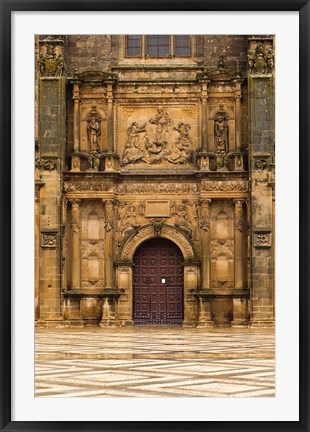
70,199,81,289
106,83,114,152
201,81,210,151
200,199,211,289
234,199,244,289
234,80,243,152
103,199,114,289
61,198,68,292
73,81,80,153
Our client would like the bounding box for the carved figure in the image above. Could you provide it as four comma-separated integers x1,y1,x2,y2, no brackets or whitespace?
121,206,140,238
122,122,148,165
167,122,192,164
216,150,228,171
247,49,256,73
214,111,229,151
87,150,101,170
149,106,172,145
174,204,192,238
87,116,101,151
145,135,168,164
265,49,274,73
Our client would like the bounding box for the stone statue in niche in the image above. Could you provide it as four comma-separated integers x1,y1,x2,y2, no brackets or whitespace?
166,122,192,164
214,108,229,152
38,45,64,77
122,122,148,165
87,114,102,151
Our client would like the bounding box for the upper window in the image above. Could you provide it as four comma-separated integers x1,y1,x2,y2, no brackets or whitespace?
126,35,191,58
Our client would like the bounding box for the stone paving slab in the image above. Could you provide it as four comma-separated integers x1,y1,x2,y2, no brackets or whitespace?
35,327,275,398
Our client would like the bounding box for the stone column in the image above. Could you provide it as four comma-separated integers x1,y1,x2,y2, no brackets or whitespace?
197,297,213,327
73,80,80,153
61,198,68,293
70,199,81,289
248,36,275,326
234,199,244,290
106,83,114,152
234,80,243,152
103,199,114,289
35,183,42,320
232,199,246,326
200,199,211,289
201,80,210,151
71,79,81,172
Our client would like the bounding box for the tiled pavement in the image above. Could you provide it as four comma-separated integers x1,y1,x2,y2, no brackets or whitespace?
35,327,275,398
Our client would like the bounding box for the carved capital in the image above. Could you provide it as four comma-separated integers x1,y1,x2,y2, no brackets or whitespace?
69,198,81,207
199,199,212,208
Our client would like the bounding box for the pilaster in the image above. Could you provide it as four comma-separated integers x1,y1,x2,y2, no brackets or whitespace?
248,36,275,327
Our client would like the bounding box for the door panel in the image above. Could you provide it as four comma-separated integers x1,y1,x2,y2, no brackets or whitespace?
133,238,184,325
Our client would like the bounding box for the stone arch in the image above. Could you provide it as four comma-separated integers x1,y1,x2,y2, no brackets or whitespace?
209,105,234,120
119,224,195,262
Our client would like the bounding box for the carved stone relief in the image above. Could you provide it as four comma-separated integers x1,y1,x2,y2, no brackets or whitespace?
64,180,114,193
120,225,195,263
248,40,274,75
41,232,57,248
201,181,248,192
117,183,199,194
116,104,200,166
38,45,64,77
254,231,271,248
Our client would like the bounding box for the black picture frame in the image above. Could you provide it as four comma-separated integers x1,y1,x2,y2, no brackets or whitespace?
1,1,309,431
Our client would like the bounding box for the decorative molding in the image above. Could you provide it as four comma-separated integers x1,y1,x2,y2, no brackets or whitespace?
120,225,195,262
117,183,199,194
201,181,248,192
64,180,114,193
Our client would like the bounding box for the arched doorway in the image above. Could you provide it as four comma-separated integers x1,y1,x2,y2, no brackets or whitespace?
133,238,184,325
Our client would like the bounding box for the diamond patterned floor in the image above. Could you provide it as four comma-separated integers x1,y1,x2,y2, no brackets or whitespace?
35,327,275,398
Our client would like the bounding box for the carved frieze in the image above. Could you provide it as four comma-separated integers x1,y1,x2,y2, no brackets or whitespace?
64,180,114,193
201,181,248,192
115,84,201,95
117,183,199,194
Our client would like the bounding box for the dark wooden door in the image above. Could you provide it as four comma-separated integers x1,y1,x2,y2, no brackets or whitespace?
133,238,184,325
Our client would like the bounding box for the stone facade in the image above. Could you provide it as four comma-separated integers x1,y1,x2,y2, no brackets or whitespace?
35,35,275,327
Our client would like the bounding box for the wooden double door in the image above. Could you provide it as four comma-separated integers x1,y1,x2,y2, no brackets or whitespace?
133,238,184,325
